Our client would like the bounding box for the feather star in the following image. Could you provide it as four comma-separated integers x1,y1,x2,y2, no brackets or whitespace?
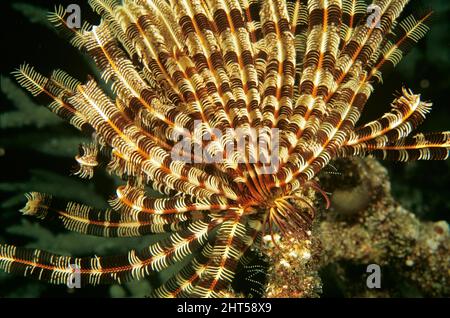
1,0,449,298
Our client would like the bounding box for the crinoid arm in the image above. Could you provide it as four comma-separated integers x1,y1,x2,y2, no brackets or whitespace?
0,218,217,286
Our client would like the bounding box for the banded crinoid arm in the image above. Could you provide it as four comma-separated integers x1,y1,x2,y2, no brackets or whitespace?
13,64,235,202
19,192,211,237
339,131,450,161
278,1,390,176
343,88,432,149
71,0,246,174
149,214,262,297
151,241,215,297
3,190,257,296
167,0,263,181
273,1,444,190
337,10,448,161
333,8,450,161
331,0,411,91
11,64,191,191
258,0,295,131
85,0,276,191
366,11,433,83
68,78,238,200
278,0,343,164
12,64,92,133
286,0,309,92
339,0,366,50
0,219,219,286
189,212,262,297
109,182,231,216
364,132,450,161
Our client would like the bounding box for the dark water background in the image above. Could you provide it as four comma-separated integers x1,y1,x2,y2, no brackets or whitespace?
0,0,449,297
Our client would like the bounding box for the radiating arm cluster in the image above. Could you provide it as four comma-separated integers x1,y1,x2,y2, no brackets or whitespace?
1,0,448,297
